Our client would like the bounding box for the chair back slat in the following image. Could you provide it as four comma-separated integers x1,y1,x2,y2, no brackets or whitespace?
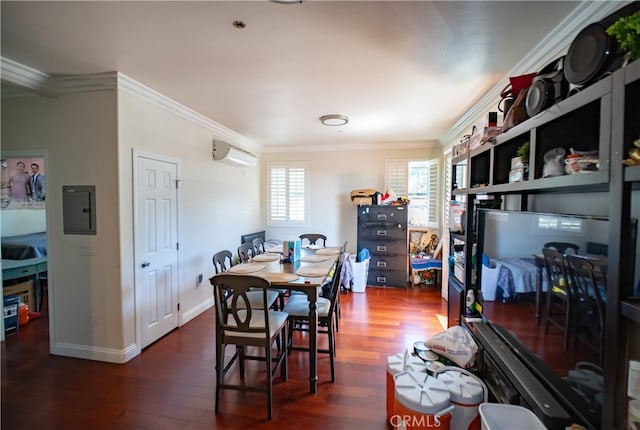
211,274,272,338
299,234,327,247
212,250,233,274
237,242,255,262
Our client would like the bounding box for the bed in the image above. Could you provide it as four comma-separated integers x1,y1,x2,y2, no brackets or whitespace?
1,232,47,260
483,257,547,300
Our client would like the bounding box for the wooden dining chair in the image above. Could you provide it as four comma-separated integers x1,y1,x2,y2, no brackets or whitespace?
237,242,255,263
210,274,288,420
252,237,265,255
212,250,233,274
544,242,579,255
212,249,279,311
565,254,606,366
542,247,572,350
299,234,327,248
283,248,346,383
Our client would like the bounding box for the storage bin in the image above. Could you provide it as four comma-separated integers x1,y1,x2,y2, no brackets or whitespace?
479,403,545,430
349,254,370,293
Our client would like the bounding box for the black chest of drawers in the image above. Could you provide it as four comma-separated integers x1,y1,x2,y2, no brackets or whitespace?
356,205,408,288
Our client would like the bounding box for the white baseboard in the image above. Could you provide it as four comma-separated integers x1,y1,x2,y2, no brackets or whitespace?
50,341,139,364
180,297,214,326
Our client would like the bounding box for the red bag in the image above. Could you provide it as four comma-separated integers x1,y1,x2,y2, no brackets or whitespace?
500,73,536,132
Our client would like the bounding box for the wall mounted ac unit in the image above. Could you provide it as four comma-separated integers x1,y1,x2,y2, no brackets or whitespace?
212,140,257,167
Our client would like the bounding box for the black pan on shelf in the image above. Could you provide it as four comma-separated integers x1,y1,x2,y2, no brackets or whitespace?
564,22,619,86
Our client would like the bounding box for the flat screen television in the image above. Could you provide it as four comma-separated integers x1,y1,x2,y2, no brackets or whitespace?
476,208,636,426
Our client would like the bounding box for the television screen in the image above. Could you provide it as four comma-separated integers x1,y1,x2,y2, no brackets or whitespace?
477,208,634,420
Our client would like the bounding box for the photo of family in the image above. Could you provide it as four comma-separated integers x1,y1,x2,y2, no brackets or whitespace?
1,157,46,210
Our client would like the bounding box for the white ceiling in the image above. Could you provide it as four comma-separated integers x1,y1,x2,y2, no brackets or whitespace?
0,1,606,150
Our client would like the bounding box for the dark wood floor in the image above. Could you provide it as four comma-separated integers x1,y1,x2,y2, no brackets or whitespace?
1,285,448,430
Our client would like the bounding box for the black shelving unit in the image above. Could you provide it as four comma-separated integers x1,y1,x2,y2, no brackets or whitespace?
450,59,640,429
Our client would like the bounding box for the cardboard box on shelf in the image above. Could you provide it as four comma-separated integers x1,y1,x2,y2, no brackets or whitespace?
3,280,35,311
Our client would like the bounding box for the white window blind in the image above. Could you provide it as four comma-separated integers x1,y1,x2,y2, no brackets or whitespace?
267,162,308,226
385,158,439,227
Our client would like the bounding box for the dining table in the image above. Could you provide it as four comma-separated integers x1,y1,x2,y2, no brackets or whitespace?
223,244,341,394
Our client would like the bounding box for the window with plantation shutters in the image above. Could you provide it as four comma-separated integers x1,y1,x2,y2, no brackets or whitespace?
267,162,308,226
385,158,439,227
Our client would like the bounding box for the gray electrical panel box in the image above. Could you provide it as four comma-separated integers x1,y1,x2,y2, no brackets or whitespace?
63,185,96,235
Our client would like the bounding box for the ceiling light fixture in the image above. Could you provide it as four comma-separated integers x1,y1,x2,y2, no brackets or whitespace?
320,114,349,126
270,0,304,4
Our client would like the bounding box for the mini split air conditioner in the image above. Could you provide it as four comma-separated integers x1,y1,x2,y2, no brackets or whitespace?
212,140,257,167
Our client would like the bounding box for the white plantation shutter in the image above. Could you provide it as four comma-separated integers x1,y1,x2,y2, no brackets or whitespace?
385,158,439,227
385,159,408,197
267,162,308,226
426,159,439,225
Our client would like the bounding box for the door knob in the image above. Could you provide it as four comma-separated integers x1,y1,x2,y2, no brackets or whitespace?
141,261,151,268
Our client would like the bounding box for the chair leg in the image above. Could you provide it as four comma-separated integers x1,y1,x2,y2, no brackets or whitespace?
329,321,336,383
238,345,245,378
215,343,224,414
281,325,288,381
266,343,273,420
563,300,570,351
544,291,552,334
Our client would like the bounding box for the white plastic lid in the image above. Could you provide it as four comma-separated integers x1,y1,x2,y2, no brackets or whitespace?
394,371,451,414
437,369,485,404
387,353,427,375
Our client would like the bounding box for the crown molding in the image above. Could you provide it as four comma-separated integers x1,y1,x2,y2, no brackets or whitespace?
262,140,438,153
0,56,258,154
437,0,630,147
0,57,57,96
116,73,258,154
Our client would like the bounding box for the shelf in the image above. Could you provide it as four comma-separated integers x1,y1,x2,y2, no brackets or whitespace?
452,153,468,165
465,171,609,195
622,299,640,324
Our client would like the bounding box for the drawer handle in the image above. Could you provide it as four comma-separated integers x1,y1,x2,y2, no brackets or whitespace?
377,214,387,220
377,230,387,236
376,261,387,268
377,245,387,252
376,276,387,283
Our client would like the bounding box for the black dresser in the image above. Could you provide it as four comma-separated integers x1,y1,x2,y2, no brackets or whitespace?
356,205,408,288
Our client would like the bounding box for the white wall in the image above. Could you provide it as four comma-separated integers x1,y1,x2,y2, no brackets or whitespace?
1,209,46,235
263,145,443,253
117,88,263,347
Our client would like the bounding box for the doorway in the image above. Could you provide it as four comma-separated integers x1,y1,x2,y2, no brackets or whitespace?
0,150,49,343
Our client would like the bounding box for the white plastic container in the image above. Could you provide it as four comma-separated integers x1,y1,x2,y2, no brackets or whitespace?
436,367,487,430
349,254,370,293
629,360,640,400
479,403,546,430
387,352,427,424
394,371,454,429
480,262,501,301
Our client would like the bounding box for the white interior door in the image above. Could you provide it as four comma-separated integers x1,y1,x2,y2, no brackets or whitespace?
135,154,179,349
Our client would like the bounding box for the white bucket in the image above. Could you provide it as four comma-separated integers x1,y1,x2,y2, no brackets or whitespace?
479,403,546,430
436,367,487,430
350,254,370,293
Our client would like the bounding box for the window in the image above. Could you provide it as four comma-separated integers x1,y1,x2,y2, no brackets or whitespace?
385,158,439,227
267,162,308,226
